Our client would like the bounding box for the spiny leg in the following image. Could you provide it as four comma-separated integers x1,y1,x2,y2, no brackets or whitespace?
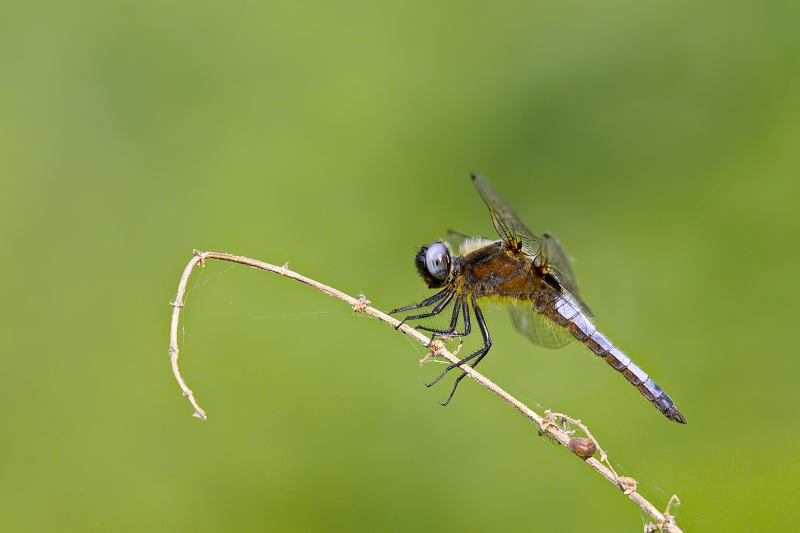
416,296,472,339
415,294,462,337
389,286,451,314
438,295,492,406
425,295,491,388
389,288,453,329
400,289,456,324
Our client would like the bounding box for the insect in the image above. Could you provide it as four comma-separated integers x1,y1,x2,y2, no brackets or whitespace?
389,173,686,423
568,438,598,458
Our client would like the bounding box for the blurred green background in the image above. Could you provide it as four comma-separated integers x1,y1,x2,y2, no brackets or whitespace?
1,1,798,531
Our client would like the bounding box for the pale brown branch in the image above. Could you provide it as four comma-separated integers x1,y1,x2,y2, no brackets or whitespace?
168,250,683,532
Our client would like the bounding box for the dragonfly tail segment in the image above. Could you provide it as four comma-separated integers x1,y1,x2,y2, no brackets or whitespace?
548,296,687,424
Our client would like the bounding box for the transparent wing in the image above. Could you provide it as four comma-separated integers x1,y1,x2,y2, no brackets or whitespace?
542,232,594,317
470,172,542,258
508,305,574,349
446,229,470,251
446,229,493,255
470,172,593,317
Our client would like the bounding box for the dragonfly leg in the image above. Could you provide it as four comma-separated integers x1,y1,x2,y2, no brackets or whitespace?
439,296,492,406
389,288,453,329
416,296,472,339
425,295,492,404
389,287,451,314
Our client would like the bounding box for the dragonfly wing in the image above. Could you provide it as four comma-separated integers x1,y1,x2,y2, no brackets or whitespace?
446,229,470,251
542,232,594,317
470,173,593,317
508,305,574,349
470,173,542,258
447,229,494,255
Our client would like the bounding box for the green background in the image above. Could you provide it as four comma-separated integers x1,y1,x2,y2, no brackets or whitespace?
2,2,798,531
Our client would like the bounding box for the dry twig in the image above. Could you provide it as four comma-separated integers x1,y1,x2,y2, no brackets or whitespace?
168,250,683,532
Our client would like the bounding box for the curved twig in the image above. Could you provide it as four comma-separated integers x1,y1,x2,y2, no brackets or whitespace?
168,250,683,532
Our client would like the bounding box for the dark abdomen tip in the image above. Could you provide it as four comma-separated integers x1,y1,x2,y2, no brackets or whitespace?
666,408,687,424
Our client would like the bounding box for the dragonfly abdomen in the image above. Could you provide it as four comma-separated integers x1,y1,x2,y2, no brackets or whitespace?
549,296,687,424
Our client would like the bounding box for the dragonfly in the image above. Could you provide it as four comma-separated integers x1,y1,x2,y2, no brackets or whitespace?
390,173,686,423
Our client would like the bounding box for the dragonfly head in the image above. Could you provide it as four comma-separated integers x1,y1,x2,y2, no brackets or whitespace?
415,240,452,289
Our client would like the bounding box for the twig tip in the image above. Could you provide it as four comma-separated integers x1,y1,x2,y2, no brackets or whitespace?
192,250,207,267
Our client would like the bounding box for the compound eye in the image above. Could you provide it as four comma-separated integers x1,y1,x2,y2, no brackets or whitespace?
425,242,450,280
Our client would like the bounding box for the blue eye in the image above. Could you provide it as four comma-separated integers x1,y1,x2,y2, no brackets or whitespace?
425,242,451,280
